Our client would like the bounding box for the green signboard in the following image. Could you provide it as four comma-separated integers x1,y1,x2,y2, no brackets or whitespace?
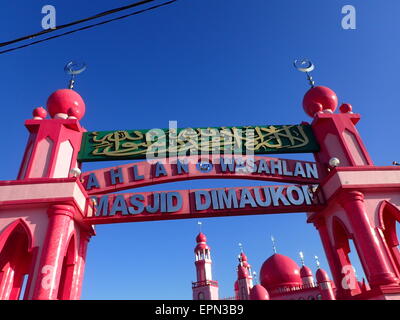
78,124,319,162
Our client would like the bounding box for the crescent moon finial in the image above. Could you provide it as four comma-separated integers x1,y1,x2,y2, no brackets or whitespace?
294,58,316,88
64,61,87,89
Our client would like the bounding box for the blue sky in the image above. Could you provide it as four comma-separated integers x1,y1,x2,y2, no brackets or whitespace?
1,0,399,299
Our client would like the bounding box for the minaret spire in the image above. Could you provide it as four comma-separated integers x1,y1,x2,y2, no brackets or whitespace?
197,221,202,233
314,255,321,269
271,235,277,254
252,271,258,285
299,251,305,266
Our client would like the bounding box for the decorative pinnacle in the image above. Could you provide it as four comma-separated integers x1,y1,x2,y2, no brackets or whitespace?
238,242,244,253
294,59,315,88
271,235,277,254
197,221,202,233
64,61,87,89
314,255,321,268
252,271,258,284
299,251,305,266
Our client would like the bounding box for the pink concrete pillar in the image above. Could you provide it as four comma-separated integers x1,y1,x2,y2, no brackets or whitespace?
70,230,91,300
314,217,348,297
32,204,74,300
339,191,398,287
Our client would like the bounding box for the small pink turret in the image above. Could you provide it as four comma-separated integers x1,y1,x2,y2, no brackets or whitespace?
299,252,315,286
302,84,373,174
18,89,87,180
300,265,314,287
316,268,335,300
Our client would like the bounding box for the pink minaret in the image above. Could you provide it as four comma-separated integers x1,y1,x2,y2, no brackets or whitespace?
237,265,252,300
236,250,254,300
192,232,219,300
238,250,253,287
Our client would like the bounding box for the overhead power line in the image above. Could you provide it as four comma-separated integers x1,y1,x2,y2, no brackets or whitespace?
0,0,177,55
1,0,161,48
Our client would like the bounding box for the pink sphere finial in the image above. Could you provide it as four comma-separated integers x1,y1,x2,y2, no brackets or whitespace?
302,86,338,117
340,103,353,113
33,107,48,119
47,89,86,120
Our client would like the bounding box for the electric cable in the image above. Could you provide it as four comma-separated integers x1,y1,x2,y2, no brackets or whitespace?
1,0,162,48
0,0,177,55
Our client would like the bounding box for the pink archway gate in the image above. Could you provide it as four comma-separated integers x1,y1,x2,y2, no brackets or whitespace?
1,82,400,300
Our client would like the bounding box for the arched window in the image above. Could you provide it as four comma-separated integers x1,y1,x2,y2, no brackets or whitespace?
316,294,322,300
198,292,205,300
378,201,400,278
0,220,33,300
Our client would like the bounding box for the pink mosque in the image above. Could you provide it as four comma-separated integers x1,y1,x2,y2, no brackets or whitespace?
192,231,340,300
2,71,400,300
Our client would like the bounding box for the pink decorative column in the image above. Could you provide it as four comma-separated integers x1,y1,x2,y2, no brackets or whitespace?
314,219,341,282
32,204,74,300
339,191,398,287
70,230,91,300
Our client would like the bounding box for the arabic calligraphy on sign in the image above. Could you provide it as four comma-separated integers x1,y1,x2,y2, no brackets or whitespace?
78,124,318,161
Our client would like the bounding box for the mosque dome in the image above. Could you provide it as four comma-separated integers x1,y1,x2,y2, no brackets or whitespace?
249,284,270,300
260,254,302,290
316,268,330,283
300,265,313,278
194,233,210,253
196,232,207,243
240,252,248,261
